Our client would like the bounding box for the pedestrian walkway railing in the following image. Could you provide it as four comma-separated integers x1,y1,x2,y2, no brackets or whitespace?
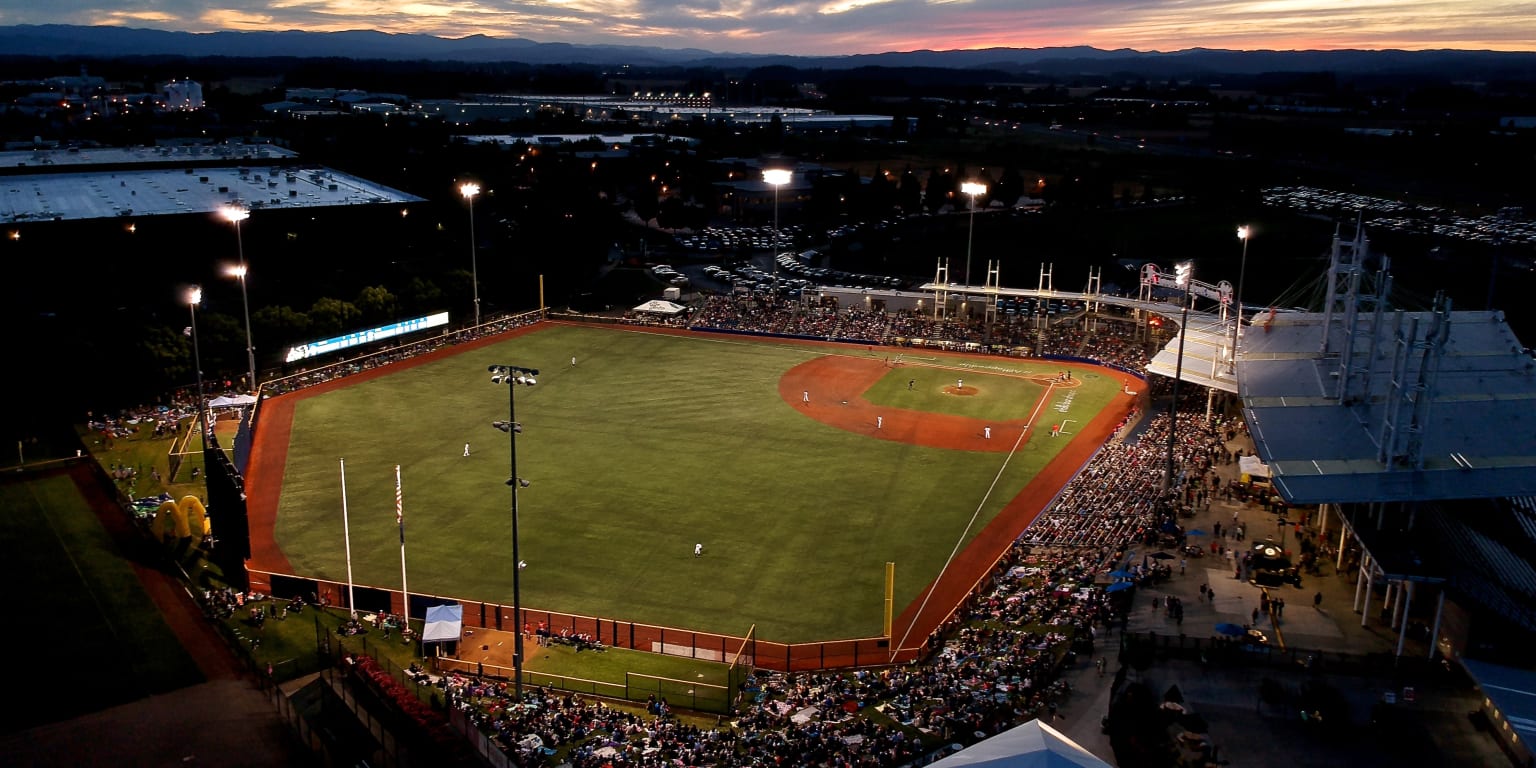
1118,630,1443,678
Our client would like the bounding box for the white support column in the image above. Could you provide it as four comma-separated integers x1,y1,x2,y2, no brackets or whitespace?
1385,581,1399,627
1360,566,1373,626
1395,581,1416,657
1354,556,1368,612
1337,524,1349,570
1429,589,1446,659
1318,503,1329,540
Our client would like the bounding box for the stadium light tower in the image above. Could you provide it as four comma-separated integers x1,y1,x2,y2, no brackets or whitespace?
187,286,208,452
460,182,482,327
1229,225,1252,374
221,206,256,393
488,363,538,704
763,168,791,284
1163,262,1193,490
961,181,987,286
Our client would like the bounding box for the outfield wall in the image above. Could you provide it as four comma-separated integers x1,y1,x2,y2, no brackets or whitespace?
253,570,932,671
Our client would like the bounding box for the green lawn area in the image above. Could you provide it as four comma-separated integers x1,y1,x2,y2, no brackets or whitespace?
273,324,1121,642
0,470,204,733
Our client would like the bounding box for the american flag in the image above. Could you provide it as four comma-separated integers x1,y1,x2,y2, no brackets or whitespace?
395,465,404,544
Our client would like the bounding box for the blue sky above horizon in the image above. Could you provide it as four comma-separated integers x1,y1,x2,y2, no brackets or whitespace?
1,1,1534,57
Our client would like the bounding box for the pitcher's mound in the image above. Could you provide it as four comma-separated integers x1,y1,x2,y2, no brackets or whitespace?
945,385,978,396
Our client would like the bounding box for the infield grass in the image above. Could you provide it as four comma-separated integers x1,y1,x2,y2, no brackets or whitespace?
274,324,1121,642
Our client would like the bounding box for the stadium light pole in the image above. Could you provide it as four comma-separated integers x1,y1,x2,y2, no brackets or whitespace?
187,286,208,452
221,205,255,393
1229,225,1251,374
461,182,482,327
489,363,538,704
763,169,791,285
961,181,987,286
1163,262,1193,490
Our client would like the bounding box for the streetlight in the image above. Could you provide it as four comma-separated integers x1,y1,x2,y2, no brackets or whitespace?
960,181,987,286
763,169,791,285
1163,262,1193,490
1229,225,1251,374
460,182,482,327
187,286,208,451
488,363,539,704
221,205,255,392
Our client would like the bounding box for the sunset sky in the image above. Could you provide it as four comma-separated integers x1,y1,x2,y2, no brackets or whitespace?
1,0,1534,57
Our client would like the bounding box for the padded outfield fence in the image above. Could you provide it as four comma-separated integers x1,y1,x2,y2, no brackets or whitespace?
257,571,938,678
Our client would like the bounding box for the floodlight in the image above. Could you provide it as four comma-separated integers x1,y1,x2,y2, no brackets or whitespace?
762,168,792,186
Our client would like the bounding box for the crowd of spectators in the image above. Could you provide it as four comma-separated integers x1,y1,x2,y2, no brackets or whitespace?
432,521,1151,766
642,294,1156,373
407,386,1242,767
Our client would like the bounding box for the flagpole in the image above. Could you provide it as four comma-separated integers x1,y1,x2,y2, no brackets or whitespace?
396,464,410,639
341,458,357,618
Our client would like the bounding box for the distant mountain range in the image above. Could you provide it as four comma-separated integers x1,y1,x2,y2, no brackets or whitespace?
2,24,1535,80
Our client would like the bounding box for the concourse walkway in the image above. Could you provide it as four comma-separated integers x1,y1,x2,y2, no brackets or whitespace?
1040,427,1510,768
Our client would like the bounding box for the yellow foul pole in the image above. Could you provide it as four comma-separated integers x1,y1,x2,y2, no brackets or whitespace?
883,562,895,638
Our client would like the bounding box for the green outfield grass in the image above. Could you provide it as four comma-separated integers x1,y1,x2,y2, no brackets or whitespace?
273,324,1122,642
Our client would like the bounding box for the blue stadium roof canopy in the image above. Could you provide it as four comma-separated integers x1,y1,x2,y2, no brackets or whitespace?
1239,308,1536,505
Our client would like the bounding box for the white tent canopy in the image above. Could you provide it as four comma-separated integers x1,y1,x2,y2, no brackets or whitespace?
422,604,463,643
208,394,258,408
633,299,686,315
928,719,1112,768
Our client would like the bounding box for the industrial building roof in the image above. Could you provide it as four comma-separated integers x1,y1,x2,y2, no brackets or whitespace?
1,163,421,224
0,143,296,170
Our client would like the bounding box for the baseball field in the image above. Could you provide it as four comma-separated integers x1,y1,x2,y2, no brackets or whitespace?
246,321,1134,645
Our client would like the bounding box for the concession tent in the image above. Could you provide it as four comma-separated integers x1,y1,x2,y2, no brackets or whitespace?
632,299,686,315
927,719,1111,767
1239,454,1272,480
208,394,258,408
422,604,463,643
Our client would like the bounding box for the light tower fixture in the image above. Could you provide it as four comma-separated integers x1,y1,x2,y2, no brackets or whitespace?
220,206,256,392
487,363,539,704
1230,225,1252,374
187,286,208,452
460,182,482,327
763,168,791,285
1163,261,1193,490
960,181,987,286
